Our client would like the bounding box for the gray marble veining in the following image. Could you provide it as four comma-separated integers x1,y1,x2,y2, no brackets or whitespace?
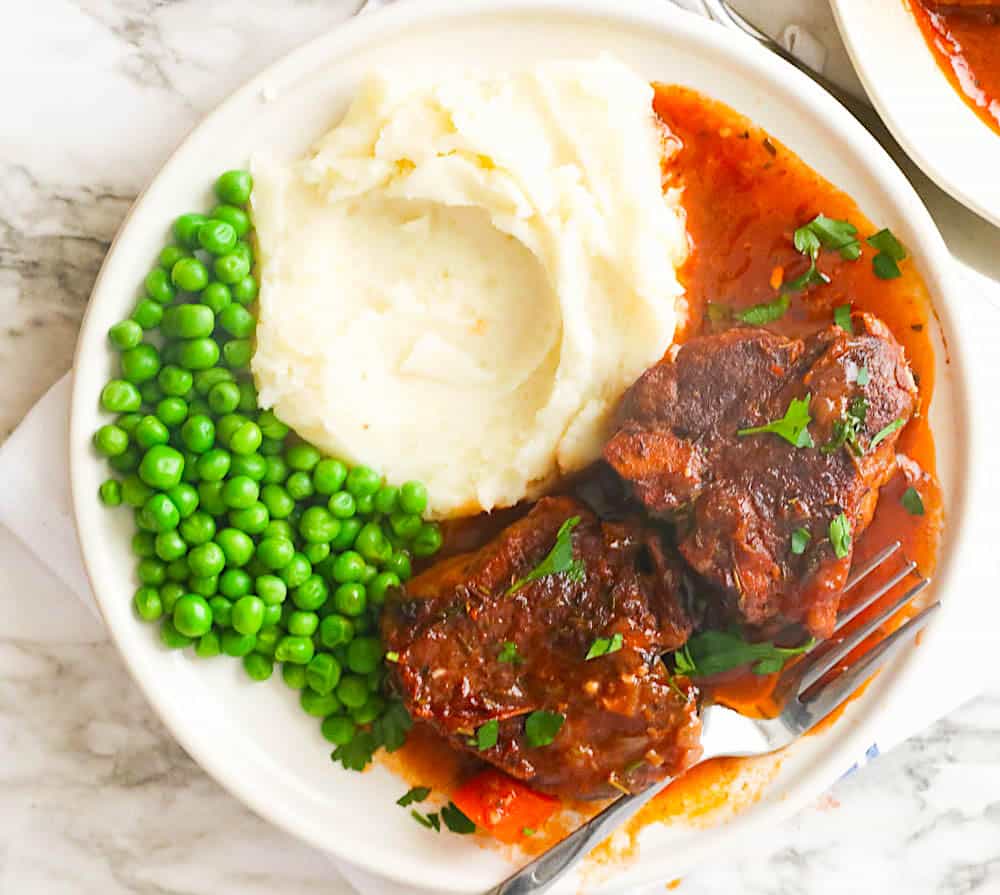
1,2,998,894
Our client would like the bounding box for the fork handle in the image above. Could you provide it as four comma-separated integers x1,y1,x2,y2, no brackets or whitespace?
482,779,669,895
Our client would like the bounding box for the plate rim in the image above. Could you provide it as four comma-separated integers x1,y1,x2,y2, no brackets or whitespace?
830,0,1000,228
67,0,984,890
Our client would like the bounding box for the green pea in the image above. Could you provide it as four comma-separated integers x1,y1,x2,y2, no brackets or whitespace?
222,476,259,510
336,674,368,710
180,511,216,546
231,275,258,306
171,257,210,292
216,527,254,567
173,594,212,638
154,530,187,562
132,298,164,330
285,443,321,472
282,662,308,690
101,379,142,413
228,501,269,535
229,421,262,456
144,494,179,534
347,636,382,674
330,517,362,551
139,380,164,405
261,484,294,519
214,170,253,205
211,204,251,237
156,397,188,427
373,485,399,515
332,550,366,583
157,365,193,397
287,610,319,637
133,586,163,622
195,630,222,658
257,537,294,571
278,553,312,589
162,303,215,340
99,478,122,507
263,520,295,541
300,688,339,718
108,319,143,351
355,493,374,515
208,596,233,627
333,582,366,617
188,541,225,577
412,523,443,558
122,475,153,509
399,481,429,515
145,267,176,304
119,344,161,384
237,380,257,412
196,449,231,483
116,413,143,434
354,523,389,563
221,629,256,657
188,574,219,597
176,338,220,370
93,424,128,457
292,575,328,611
166,483,198,519
215,303,254,340
351,694,387,726
303,542,330,565
255,575,287,606
262,456,288,485
204,381,239,416
198,218,238,256
138,445,184,490
131,531,156,559
180,415,215,453
345,465,381,499
258,410,289,440
173,213,207,249
232,240,254,268
255,624,282,657
201,281,232,314
305,652,342,695
214,252,250,285
276,635,315,666
132,415,167,450
259,437,284,456
195,368,234,397
369,571,400,606
280,471,310,502
321,715,356,746
219,569,251,600
231,595,265,635
299,506,339,544
110,446,139,474
166,558,190,582
327,491,356,520
159,245,190,270
159,618,193,649
159,582,185,613
385,550,412,582
242,652,273,681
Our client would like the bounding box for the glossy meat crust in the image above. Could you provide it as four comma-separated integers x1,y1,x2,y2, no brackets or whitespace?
381,497,702,799
604,313,917,638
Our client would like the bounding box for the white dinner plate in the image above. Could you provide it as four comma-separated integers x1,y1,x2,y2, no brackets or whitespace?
830,0,1000,228
68,1,993,891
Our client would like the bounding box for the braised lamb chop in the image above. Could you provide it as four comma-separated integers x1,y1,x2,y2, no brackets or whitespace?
604,313,917,639
381,497,702,799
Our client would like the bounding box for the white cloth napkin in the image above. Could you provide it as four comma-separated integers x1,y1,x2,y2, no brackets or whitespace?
2,3,1000,894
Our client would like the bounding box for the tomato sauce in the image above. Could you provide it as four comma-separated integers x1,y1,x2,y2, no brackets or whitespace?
385,84,943,860
910,0,1000,135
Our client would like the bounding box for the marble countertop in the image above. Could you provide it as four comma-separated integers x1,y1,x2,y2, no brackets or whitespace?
2,2,999,893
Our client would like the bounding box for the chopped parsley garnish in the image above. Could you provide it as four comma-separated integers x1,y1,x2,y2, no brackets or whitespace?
507,516,584,596
397,786,431,807
522,827,537,837
706,302,732,322
902,486,925,516
870,418,905,450
834,304,854,333
867,228,907,279
524,710,565,748
856,365,870,386
331,731,378,771
736,293,790,324
585,632,624,661
821,396,867,457
784,264,831,293
441,802,476,834
673,629,814,677
737,394,814,448
411,809,440,831
372,700,412,753
794,214,862,261
498,641,525,665
790,527,811,555
385,650,400,663
829,512,852,559
475,719,499,751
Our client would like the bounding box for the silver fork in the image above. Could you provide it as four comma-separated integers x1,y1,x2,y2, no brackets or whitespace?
487,542,935,895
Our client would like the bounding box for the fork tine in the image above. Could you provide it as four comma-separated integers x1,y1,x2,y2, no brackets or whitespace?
844,541,901,592
836,558,918,631
797,575,929,693
798,602,941,723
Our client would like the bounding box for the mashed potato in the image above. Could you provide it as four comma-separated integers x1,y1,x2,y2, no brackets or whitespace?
251,57,687,517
